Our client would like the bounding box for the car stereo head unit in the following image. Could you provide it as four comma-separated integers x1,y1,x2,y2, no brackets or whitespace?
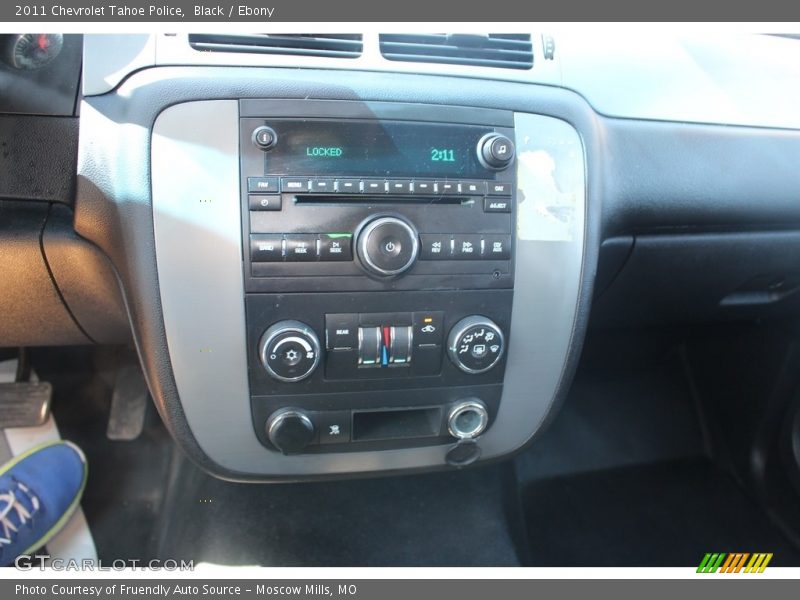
240,113,516,294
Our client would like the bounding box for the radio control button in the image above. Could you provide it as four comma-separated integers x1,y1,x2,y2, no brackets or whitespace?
285,234,318,261
325,313,359,350
482,235,512,260
250,235,283,262
363,180,386,194
309,178,336,193
357,217,419,277
438,181,459,195
413,180,436,195
319,234,353,261
452,235,482,260
387,180,413,195
336,179,361,194
459,181,487,195
281,178,310,193
413,311,444,346
252,126,278,151
247,177,279,194
419,234,451,260
487,182,513,196
248,194,282,211
484,197,511,213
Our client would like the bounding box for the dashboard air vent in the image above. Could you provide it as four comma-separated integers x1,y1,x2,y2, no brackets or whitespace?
188,34,363,59
379,34,533,70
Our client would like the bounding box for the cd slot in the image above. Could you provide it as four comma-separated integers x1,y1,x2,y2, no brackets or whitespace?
293,195,470,206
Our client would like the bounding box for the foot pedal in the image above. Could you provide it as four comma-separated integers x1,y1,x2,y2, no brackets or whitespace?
0,382,52,428
106,366,149,441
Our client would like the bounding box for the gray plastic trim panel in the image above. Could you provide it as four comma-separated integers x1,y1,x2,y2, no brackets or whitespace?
152,100,585,476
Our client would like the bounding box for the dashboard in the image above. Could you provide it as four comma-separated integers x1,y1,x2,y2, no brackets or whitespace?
3,32,800,480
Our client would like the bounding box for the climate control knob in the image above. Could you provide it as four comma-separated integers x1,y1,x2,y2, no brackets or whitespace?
258,320,321,383
477,133,515,170
356,216,419,277
267,408,315,454
447,316,505,374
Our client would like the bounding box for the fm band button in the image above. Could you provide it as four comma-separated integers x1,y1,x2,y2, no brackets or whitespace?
250,234,283,262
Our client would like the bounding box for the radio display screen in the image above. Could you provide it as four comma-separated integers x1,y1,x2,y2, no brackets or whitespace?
262,120,497,178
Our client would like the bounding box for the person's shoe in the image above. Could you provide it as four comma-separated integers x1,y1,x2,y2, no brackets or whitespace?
0,440,87,567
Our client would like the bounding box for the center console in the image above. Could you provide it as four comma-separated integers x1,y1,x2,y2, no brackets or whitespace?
146,88,587,479
239,101,516,457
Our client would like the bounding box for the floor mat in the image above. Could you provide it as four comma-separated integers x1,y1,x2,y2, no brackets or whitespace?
522,458,800,566
155,456,522,567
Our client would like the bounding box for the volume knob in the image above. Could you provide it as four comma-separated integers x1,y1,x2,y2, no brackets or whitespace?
356,216,419,278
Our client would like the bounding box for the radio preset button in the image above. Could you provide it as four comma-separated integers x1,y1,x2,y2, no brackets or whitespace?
281,178,310,193
419,234,451,260
438,181,459,195
484,197,511,213
318,234,353,261
309,178,336,193
488,182,513,196
413,180,436,195
363,180,386,194
387,180,414,195
250,235,283,262
285,234,318,261
247,177,279,194
460,181,487,195
248,194,282,211
336,179,361,193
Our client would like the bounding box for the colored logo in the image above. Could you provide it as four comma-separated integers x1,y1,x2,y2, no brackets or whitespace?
697,553,773,573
